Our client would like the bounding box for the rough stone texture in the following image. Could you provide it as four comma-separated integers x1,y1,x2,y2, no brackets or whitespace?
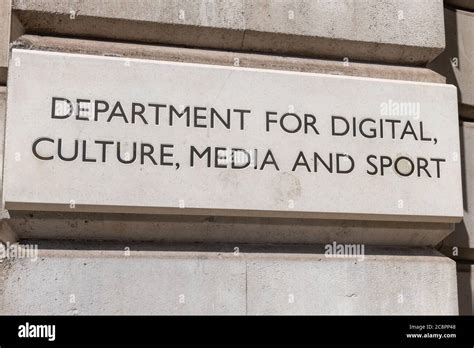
445,0,474,11
440,123,474,260
0,0,12,84
0,0,11,67
429,8,474,119
0,242,459,315
457,263,473,315
14,35,447,83
6,211,454,247
11,0,445,65
246,248,458,315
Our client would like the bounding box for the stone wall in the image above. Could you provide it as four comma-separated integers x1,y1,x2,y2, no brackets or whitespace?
0,0,470,315
430,1,474,315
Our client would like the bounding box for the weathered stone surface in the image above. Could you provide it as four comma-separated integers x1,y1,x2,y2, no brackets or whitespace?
5,211,453,247
14,35,447,83
430,8,474,119
0,242,459,315
441,123,474,258
246,247,458,315
0,88,13,243
0,0,12,83
0,0,11,67
11,0,445,65
4,49,463,223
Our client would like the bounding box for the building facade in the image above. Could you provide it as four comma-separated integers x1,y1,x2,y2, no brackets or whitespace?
0,0,473,315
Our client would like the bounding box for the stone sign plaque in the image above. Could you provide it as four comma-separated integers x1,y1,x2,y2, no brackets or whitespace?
3,49,463,222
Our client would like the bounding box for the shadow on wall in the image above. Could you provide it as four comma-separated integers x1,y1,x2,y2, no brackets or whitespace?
429,7,460,99
458,125,469,245
457,263,473,315
456,127,473,315
433,8,473,315
460,126,468,212
13,237,448,259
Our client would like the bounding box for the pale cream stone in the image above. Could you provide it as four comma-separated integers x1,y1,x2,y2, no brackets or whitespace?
11,0,445,65
3,50,463,223
0,243,459,315
0,0,11,68
430,8,474,119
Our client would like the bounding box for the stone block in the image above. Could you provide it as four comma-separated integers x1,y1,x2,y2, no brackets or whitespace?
0,242,459,314
440,123,474,260
430,8,474,119
246,247,458,315
5,211,454,247
11,0,445,65
0,0,11,67
3,49,463,224
0,0,12,84
1,38,453,246
14,35,446,83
